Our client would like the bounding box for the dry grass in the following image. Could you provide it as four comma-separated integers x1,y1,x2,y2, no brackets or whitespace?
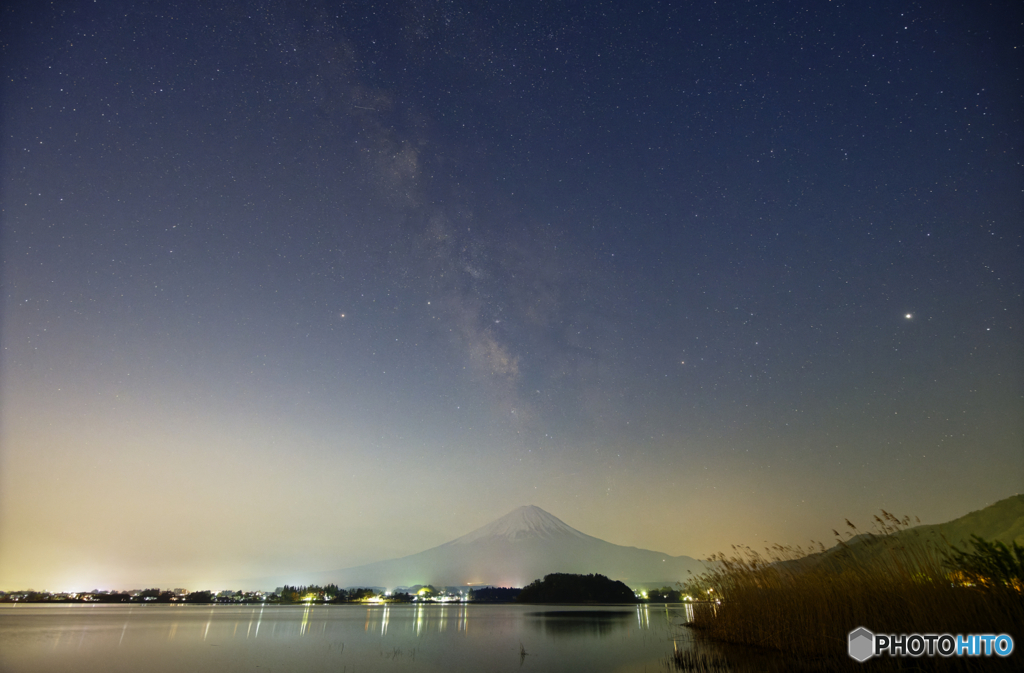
680,512,1023,671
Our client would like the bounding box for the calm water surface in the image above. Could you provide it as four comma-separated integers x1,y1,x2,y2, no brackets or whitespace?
0,603,699,672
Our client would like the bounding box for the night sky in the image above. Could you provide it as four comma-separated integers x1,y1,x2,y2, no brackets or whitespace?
2,0,1021,591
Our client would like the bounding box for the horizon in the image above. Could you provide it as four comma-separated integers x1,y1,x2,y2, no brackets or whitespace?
4,496,1020,594
2,0,1021,593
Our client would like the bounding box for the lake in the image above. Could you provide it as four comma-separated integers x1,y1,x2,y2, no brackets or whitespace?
0,603,701,672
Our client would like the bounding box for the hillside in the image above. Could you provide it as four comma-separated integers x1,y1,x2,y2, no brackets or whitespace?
893,495,1024,547
794,494,1024,571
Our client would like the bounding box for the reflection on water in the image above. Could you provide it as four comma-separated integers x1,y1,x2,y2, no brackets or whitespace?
0,603,696,673
526,609,635,638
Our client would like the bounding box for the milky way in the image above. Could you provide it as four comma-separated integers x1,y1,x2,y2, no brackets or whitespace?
1,0,1020,590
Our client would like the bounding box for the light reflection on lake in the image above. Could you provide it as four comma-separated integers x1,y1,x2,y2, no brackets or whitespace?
0,603,697,673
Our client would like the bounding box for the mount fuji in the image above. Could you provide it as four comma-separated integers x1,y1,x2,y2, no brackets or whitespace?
298,505,707,589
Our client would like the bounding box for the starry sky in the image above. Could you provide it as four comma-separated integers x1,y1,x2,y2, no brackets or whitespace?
1,0,1021,591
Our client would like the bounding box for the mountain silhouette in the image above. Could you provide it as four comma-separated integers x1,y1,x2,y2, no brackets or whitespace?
781,494,1024,573
300,505,706,590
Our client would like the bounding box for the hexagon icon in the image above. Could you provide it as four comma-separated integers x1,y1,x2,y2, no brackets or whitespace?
848,627,874,662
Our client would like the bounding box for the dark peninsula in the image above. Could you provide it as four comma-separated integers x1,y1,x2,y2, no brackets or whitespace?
517,573,636,603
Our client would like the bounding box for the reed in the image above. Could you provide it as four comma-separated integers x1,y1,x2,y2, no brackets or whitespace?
681,512,1023,671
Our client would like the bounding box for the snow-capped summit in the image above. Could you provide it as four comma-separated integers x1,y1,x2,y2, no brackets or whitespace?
290,505,707,589
446,505,591,544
